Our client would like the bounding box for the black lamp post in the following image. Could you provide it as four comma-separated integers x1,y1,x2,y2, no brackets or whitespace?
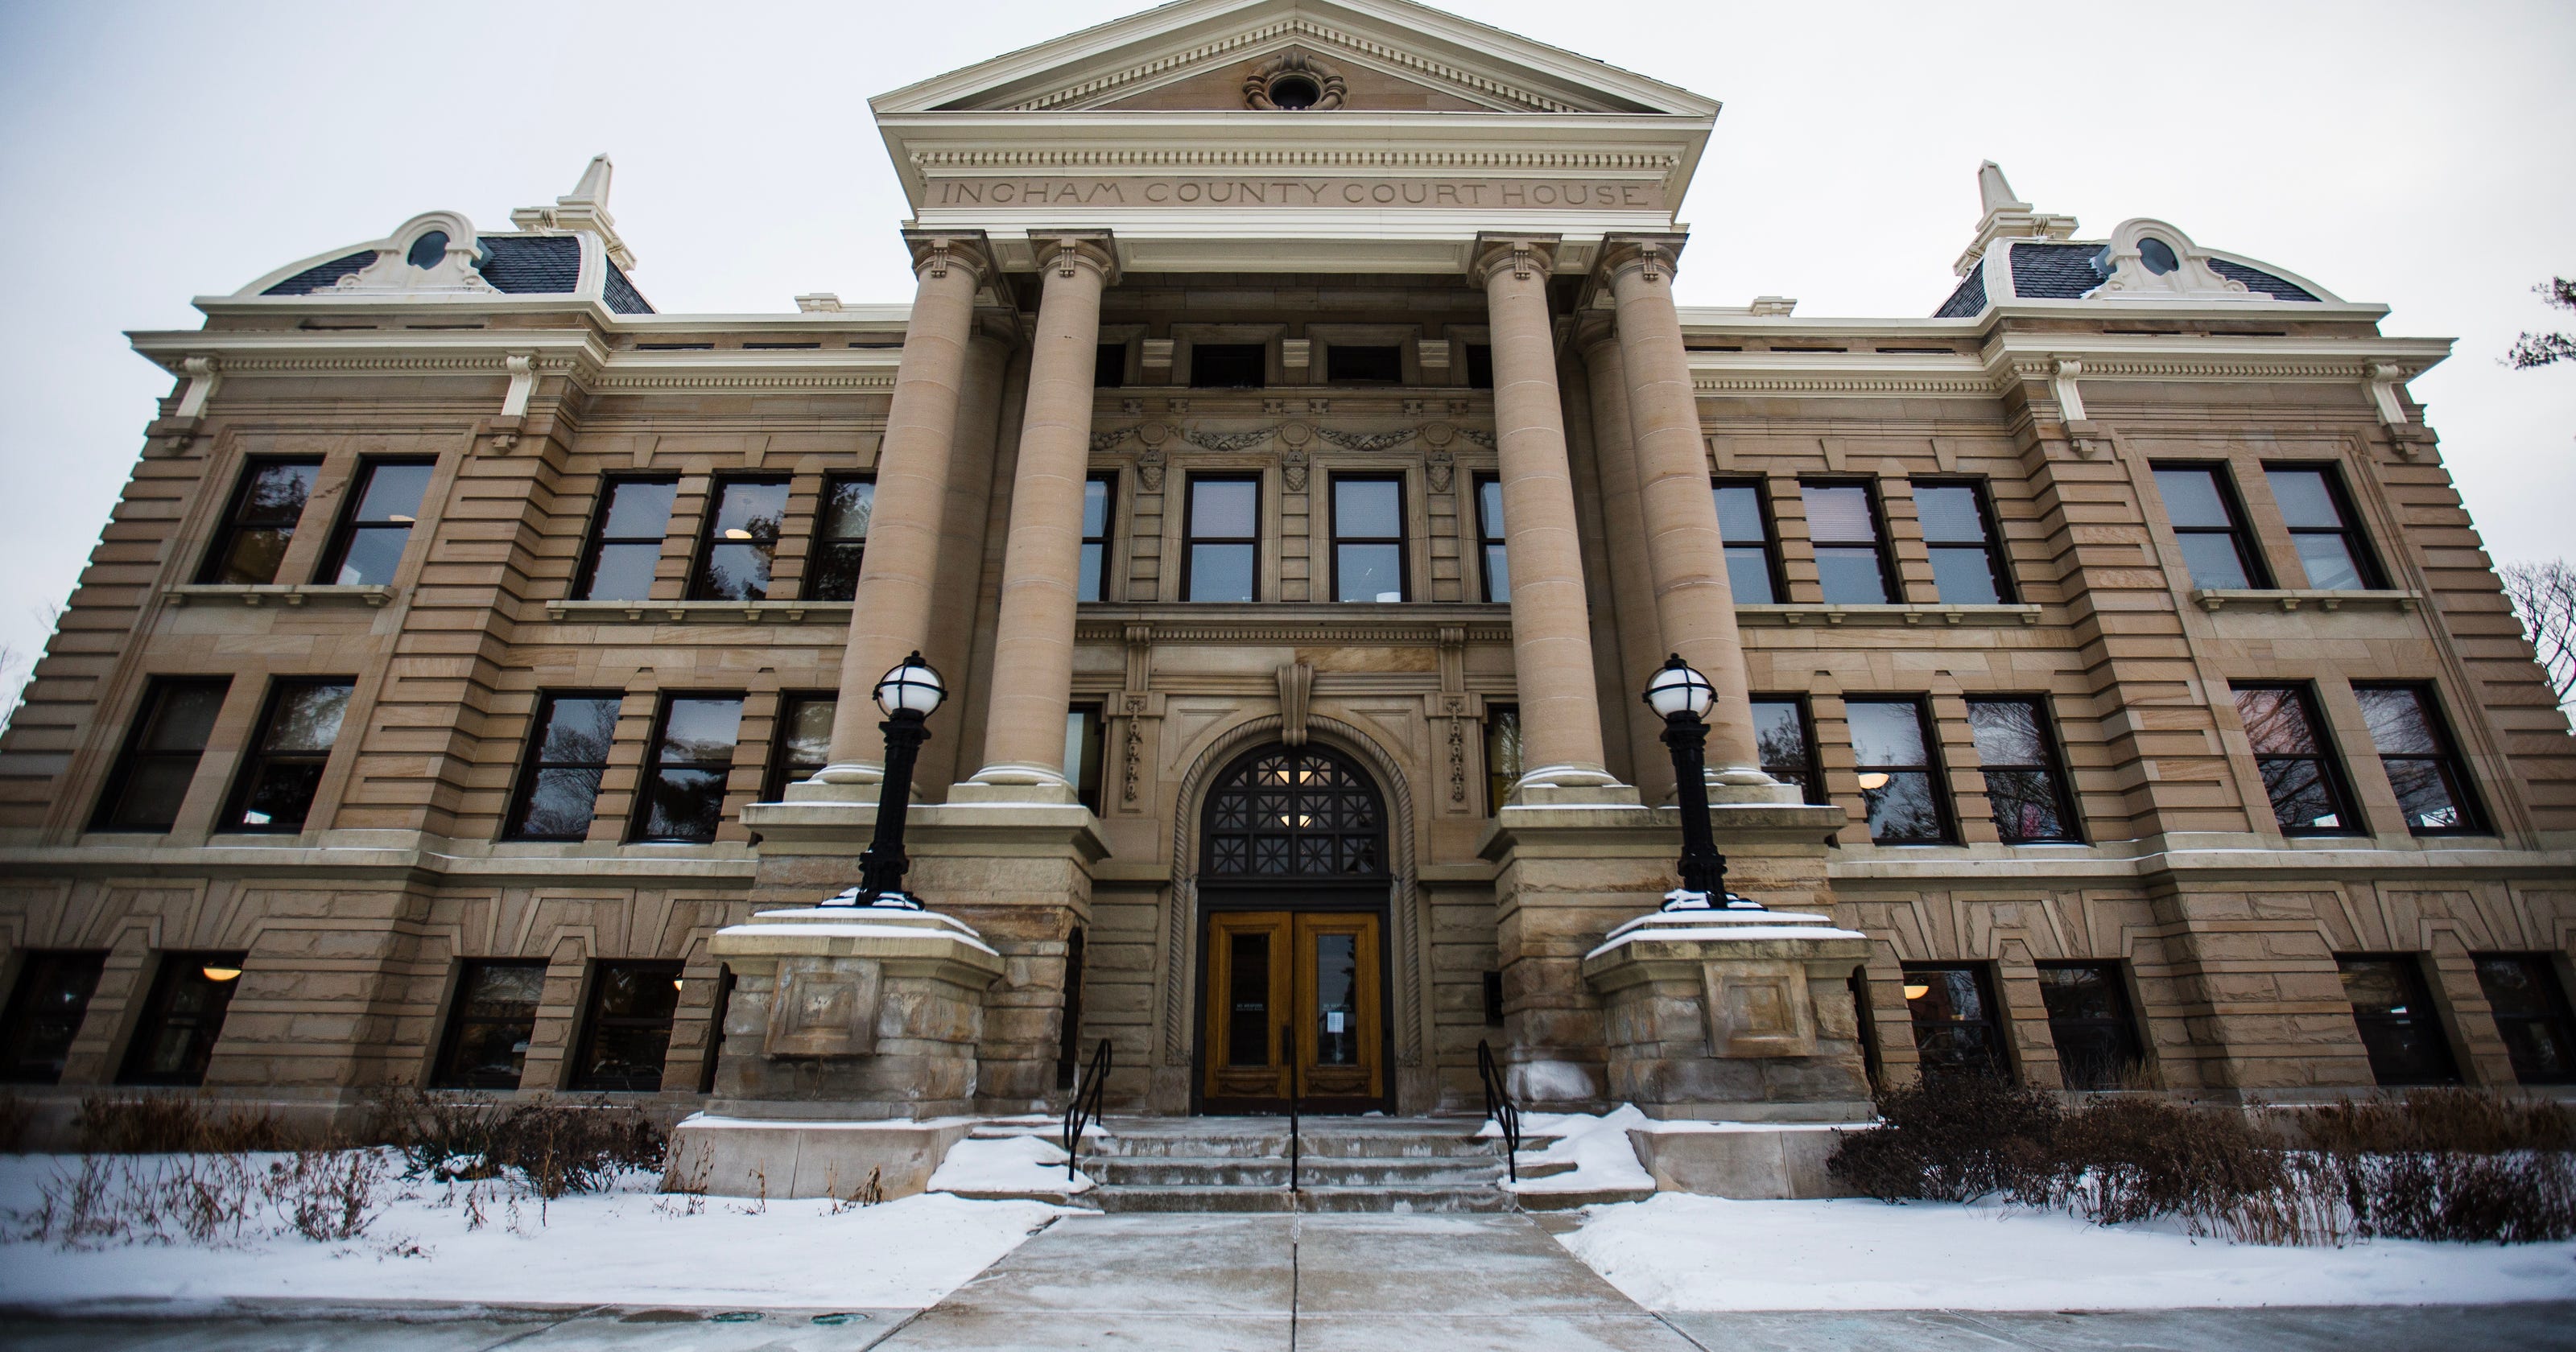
833,651,947,909
1641,653,1757,913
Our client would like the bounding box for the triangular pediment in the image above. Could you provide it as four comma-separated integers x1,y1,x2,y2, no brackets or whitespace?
873,0,1716,117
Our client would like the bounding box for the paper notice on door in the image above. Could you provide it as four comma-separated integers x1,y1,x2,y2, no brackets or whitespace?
1326,1012,1346,1033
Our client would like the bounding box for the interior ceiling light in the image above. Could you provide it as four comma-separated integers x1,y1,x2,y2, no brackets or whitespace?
1903,983,1931,1000
201,964,242,983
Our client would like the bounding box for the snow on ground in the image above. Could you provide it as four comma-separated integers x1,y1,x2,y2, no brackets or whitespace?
1484,1106,1657,1195
1563,1191,2576,1311
0,1152,1067,1310
927,1134,1094,1194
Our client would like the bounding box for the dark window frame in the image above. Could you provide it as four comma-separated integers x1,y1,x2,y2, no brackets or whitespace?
572,475,680,602
1966,695,2082,845
1798,478,1903,605
805,473,875,602
429,958,547,1090
0,950,108,1085
1713,478,1787,605
90,677,232,833
686,475,792,602
1324,344,1405,384
1064,703,1106,814
117,950,248,1087
1329,472,1410,604
568,959,684,1092
1748,695,1820,801
196,456,324,585
2263,460,2384,591
2471,953,2576,1086
630,692,745,844
316,457,436,587
1911,478,2017,604
1901,962,2013,1081
2351,682,2487,836
1462,344,1494,390
1188,343,1268,389
2151,462,2273,591
1181,474,1262,604
1472,474,1509,604
1844,695,1956,844
2231,682,2362,837
2336,953,2462,1086
764,691,838,804
2034,960,2145,1090
217,677,357,834
503,690,625,843
1484,703,1522,816
1079,473,1117,604
1095,342,1129,388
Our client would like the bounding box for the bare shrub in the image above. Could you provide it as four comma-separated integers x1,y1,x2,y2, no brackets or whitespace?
75,1094,304,1154
0,1094,32,1152
366,1089,664,1200
2285,1088,2574,1155
2038,1095,2286,1226
1828,1074,2061,1202
17,1147,394,1249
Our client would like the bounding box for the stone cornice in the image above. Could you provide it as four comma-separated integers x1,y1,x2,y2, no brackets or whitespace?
901,145,1685,173
1676,334,2452,402
1077,604,1512,645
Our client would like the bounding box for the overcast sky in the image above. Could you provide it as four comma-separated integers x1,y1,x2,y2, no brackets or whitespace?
1,0,2569,713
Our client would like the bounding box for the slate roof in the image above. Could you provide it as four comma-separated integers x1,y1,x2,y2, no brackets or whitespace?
259,233,654,311
262,249,375,295
1934,266,1986,320
603,262,654,315
2207,257,2318,302
1930,241,2322,315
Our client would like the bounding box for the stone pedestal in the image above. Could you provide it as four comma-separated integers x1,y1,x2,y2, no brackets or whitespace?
1581,907,1874,1122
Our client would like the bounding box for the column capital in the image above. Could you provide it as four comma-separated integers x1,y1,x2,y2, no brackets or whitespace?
1030,230,1120,286
1569,310,1620,357
1595,232,1690,287
901,229,996,286
1468,233,1563,285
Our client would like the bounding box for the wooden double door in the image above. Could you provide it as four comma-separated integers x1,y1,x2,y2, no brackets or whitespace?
1200,909,1385,1114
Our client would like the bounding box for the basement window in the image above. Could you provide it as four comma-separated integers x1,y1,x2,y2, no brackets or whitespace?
569,961,683,1092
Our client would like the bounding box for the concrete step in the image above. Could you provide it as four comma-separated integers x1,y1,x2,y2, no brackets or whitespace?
1087,1183,1518,1214
1089,1156,1501,1188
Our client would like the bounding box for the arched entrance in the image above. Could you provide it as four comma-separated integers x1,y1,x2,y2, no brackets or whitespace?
1193,743,1393,1115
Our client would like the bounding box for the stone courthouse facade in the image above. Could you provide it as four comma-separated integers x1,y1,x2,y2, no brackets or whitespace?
3,0,2573,1140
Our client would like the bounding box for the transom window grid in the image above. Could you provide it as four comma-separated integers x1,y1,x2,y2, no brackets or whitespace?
1472,476,1509,603
1064,706,1106,814
2034,962,2144,1090
2231,684,2358,835
92,677,230,833
633,695,744,843
2353,684,2483,835
1080,475,1115,603
198,458,322,585
319,460,435,587
1713,480,1785,604
689,477,790,601
1183,476,1261,604
569,961,683,1092
1912,480,2013,605
505,692,622,842
2337,954,2461,1086
1484,704,1521,814
1748,697,1818,800
806,476,874,602
219,678,355,833
574,477,678,602
764,694,837,803
2471,954,2576,1086
1966,697,2079,844
118,950,248,1087
1844,698,1952,843
1331,476,1409,604
1901,963,2010,1079
0,950,106,1085
2264,464,2380,592
1799,481,1898,605
1203,747,1389,880
2150,464,2268,591
431,959,547,1090
1190,344,1267,389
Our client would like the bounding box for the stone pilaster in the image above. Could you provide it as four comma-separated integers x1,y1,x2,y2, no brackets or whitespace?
1575,319,1674,803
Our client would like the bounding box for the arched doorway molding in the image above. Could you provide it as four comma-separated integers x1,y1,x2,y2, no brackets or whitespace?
1159,714,1424,1086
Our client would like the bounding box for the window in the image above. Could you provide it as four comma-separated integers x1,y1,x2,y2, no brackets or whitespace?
1064,706,1105,814
118,951,246,1086
1183,476,1260,603
634,695,743,843
317,460,434,587
574,477,678,602
2264,465,2379,591
2472,954,2576,1086
569,961,683,1091
2337,955,2460,1086
1331,476,1407,603
2354,685,2483,835
1846,699,1949,843
1913,481,2012,604
1327,344,1403,383
1484,703,1522,814
1463,344,1494,390
765,694,836,802
1801,482,1895,604
698,967,736,1094
1472,476,1509,603
2138,237,2181,274
1079,475,1115,603
2232,685,2356,835
1190,344,1266,389
198,458,322,584
1096,343,1127,388
1713,481,1784,604
92,678,229,832
2035,962,2143,1090
505,693,621,840
431,959,546,1090
218,678,354,832
689,477,789,601
807,476,874,602
1902,963,2008,1079
1749,698,1818,798
1967,698,2079,843
2150,465,2266,590
0,951,106,1084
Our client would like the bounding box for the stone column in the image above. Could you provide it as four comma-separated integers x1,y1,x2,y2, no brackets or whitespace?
1600,234,1776,792
1576,321,1674,803
968,233,1117,798
1472,235,1617,797
819,231,994,782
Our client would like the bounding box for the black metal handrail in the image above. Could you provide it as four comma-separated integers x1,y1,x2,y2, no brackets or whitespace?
1477,1038,1521,1185
1282,1022,1301,1194
1062,1038,1111,1185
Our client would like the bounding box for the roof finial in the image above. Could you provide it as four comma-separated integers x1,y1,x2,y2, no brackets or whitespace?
1952,160,2078,277
511,154,637,272
565,154,613,210
1977,161,2028,216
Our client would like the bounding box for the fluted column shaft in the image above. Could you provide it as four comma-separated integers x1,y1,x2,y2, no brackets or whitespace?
1604,237,1768,783
1476,237,1615,793
971,235,1115,792
821,233,993,779
1578,331,1675,802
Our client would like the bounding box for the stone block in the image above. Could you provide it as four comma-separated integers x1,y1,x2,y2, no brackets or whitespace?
1629,1124,1864,1199
663,1117,972,1201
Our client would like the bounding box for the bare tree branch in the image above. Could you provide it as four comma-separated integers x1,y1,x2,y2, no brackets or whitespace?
2501,559,2576,712
2507,277,2576,369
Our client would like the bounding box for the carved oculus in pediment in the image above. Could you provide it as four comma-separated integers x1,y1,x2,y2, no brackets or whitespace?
1245,52,1347,111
